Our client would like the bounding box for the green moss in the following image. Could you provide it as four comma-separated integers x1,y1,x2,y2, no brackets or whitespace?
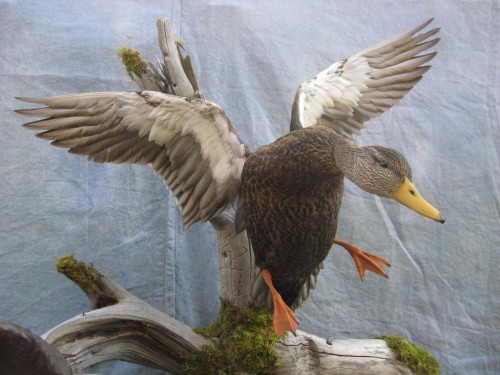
55,254,100,294
176,38,187,48
183,300,280,374
183,345,232,375
376,335,441,375
117,45,148,76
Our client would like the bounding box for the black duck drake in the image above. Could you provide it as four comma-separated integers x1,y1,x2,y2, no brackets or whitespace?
16,19,443,336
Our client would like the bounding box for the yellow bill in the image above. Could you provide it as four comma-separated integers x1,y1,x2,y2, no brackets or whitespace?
391,178,445,223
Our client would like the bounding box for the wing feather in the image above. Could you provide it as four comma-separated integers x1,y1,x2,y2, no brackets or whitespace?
16,91,247,228
291,18,440,138
182,160,208,190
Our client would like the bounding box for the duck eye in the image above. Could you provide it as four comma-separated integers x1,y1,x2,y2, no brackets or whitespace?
379,160,389,168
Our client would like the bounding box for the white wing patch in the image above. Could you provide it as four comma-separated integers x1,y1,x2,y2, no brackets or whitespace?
298,58,371,131
115,92,248,226
291,18,440,138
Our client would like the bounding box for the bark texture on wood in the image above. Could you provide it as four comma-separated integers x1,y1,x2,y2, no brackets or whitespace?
43,263,207,374
156,19,195,98
272,332,413,375
211,213,257,308
42,265,413,375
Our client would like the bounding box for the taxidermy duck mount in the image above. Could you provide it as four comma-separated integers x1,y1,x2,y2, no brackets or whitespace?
14,17,443,375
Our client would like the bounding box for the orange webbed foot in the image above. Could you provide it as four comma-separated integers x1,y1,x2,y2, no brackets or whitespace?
262,269,298,336
333,237,390,281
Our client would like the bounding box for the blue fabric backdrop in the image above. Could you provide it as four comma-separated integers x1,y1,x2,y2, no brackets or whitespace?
1,1,498,374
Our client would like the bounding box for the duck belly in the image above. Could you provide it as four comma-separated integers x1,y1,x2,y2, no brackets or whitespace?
245,187,342,278
243,183,343,306
241,127,344,305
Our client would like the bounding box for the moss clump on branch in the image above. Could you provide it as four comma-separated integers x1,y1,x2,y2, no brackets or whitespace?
176,38,186,48
117,45,148,76
183,300,280,374
55,254,100,294
376,335,441,375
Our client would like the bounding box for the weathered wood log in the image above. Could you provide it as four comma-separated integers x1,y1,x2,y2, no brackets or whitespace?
43,256,208,374
43,256,415,375
273,333,414,375
211,212,257,308
156,19,196,98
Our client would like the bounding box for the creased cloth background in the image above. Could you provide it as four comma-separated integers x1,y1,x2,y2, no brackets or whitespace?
0,1,498,374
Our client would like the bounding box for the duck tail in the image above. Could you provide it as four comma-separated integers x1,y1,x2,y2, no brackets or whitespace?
251,262,324,311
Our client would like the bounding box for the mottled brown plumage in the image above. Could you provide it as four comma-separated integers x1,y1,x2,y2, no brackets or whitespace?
241,125,433,310
242,127,345,306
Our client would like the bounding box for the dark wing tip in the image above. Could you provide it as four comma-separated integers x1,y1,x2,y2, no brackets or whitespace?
21,118,58,129
34,132,51,140
15,96,47,104
419,65,432,74
15,97,51,119
21,119,44,129
14,108,45,116
399,17,436,40
424,37,441,49
419,17,435,30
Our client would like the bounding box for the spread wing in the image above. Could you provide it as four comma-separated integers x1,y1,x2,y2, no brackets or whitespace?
291,18,440,138
16,91,248,228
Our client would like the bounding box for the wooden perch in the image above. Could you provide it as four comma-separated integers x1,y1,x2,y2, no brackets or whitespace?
156,19,196,98
273,334,416,375
44,256,208,374
38,18,439,375
211,212,257,308
44,255,418,375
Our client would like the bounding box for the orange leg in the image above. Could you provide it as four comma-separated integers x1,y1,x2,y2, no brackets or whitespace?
261,269,298,336
333,237,390,281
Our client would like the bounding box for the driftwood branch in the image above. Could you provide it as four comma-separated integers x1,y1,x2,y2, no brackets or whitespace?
273,333,414,375
39,18,424,375
156,19,196,98
211,212,257,308
44,256,414,375
43,256,208,374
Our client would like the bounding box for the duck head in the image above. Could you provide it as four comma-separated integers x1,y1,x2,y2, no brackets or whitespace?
342,145,444,223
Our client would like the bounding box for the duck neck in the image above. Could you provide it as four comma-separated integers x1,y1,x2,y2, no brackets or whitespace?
332,136,363,181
